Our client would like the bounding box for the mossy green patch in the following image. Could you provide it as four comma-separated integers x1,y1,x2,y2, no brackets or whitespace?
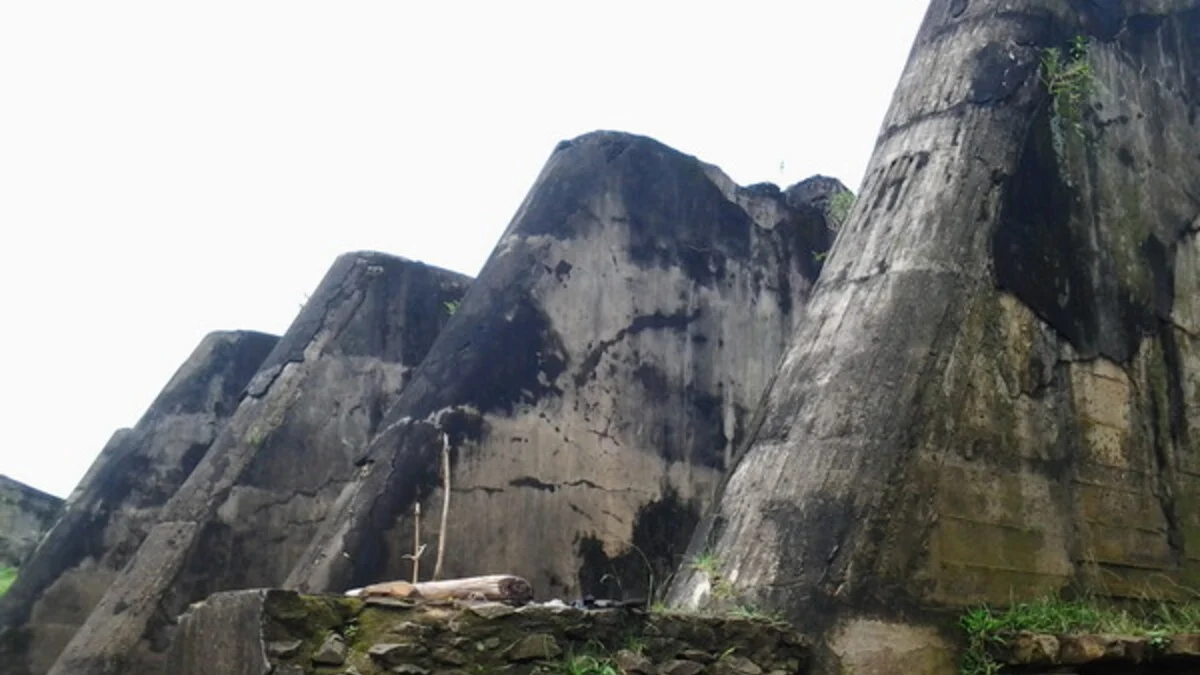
263,591,363,668
0,566,16,597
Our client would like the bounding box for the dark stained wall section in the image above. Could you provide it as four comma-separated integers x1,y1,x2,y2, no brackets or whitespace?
284,132,837,603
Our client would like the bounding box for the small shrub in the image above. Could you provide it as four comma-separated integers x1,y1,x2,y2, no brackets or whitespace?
689,552,735,599
689,552,717,574
443,300,461,315
827,190,855,229
1041,35,1093,136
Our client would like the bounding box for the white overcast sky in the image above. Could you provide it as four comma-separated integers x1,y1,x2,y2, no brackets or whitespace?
1,1,929,498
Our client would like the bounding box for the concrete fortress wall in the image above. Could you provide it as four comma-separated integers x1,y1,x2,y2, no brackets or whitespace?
0,475,63,568
664,1,1200,673
0,330,278,675
46,254,470,675
284,131,839,603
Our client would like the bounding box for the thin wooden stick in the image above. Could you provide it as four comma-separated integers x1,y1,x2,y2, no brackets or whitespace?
433,433,451,580
412,502,421,582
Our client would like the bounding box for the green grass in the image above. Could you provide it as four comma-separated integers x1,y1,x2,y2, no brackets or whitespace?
960,596,1200,675
0,566,17,597
688,551,721,576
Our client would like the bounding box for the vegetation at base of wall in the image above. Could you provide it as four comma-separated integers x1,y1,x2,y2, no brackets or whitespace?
555,654,620,675
689,551,735,600
960,596,1200,675
443,300,461,315
1041,35,1093,137
0,566,16,597
647,599,788,628
727,604,789,626
827,190,855,229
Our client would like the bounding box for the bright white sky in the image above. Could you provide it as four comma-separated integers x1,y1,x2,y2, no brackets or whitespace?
0,1,928,498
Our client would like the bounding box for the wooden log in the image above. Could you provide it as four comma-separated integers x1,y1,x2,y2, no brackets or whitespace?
345,574,533,604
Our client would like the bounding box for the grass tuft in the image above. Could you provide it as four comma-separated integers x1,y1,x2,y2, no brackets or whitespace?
960,595,1200,675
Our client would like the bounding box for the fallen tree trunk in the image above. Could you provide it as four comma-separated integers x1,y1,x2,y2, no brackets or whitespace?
346,574,533,604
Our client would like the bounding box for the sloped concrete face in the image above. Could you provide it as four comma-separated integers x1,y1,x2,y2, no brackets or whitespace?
285,131,835,602
0,330,277,675
46,253,470,675
665,1,1200,671
0,475,62,569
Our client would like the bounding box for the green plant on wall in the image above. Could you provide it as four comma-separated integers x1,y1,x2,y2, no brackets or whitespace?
1041,35,1093,137
443,300,461,316
827,190,855,230
689,552,735,600
0,566,16,598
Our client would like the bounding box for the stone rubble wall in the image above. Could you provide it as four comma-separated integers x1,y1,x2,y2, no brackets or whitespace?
167,590,810,675
993,631,1200,674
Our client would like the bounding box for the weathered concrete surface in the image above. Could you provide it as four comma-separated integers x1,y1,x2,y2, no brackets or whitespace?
166,591,273,675
666,1,1200,673
0,476,62,569
285,131,836,602
0,330,276,675
47,253,470,675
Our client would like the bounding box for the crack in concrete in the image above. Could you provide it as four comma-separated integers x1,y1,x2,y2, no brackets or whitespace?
573,309,702,388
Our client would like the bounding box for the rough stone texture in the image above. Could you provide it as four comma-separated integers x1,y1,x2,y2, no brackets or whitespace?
994,631,1200,672
166,591,274,675
782,176,849,221
0,330,278,675
284,131,835,601
164,590,809,675
666,0,1200,673
0,475,62,568
46,253,470,675
824,620,956,675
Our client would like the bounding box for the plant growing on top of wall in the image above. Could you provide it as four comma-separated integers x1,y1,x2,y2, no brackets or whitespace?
827,190,855,230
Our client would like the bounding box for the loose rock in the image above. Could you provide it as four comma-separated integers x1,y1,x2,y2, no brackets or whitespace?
369,641,429,664
467,602,516,620
266,639,303,658
711,654,764,675
1004,632,1060,665
506,633,562,661
312,633,348,665
614,648,655,674
390,666,430,675
657,659,705,675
